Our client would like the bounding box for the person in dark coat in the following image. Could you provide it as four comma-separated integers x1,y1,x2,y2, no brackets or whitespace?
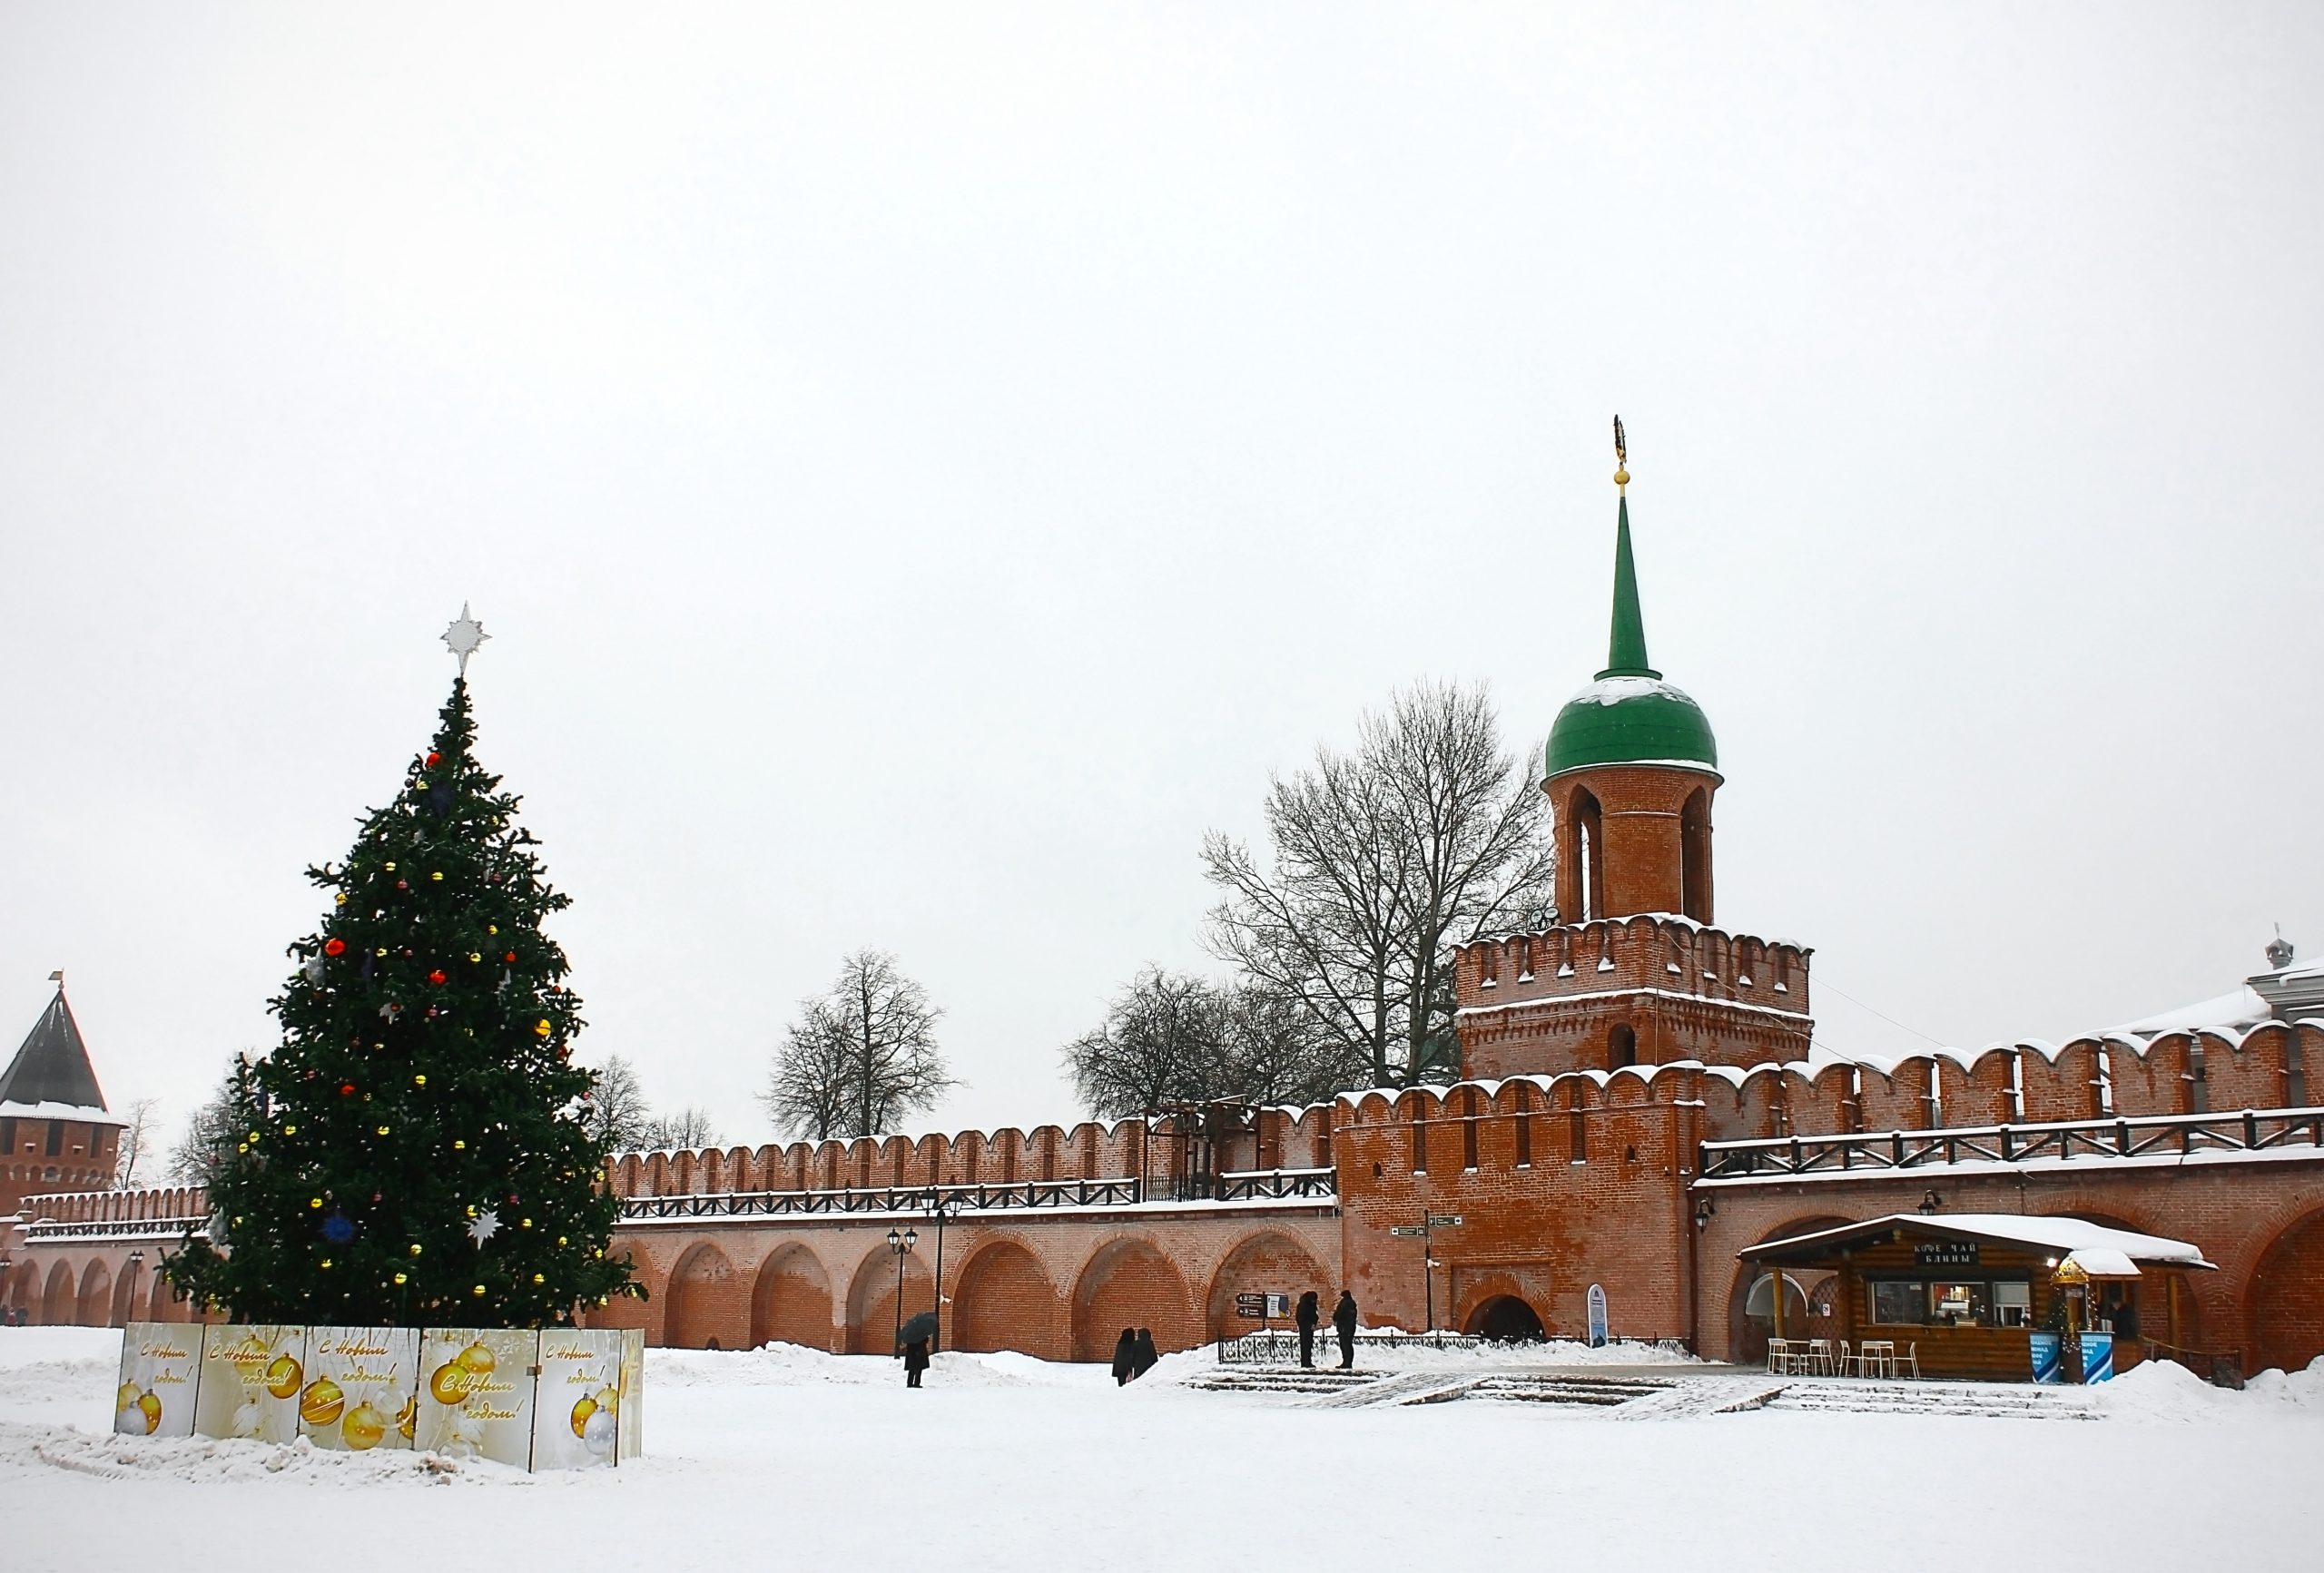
1332,1290,1359,1370
1132,1328,1160,1379
1295,1290,1321,1369
1111,1327,1137,1386
902,1334,931,1388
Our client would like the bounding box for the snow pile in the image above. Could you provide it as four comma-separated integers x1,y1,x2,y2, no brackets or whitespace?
0,1422,535,1487
2087,1357,2324,1422
649,1342,1088,1391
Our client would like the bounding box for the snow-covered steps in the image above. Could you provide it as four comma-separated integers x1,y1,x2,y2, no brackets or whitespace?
1768,1381,2099,1421
1469,1374,1679,1408
1185,1368,1384,1399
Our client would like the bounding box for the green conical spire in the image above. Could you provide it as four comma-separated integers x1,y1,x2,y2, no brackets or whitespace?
1597,496,1660,680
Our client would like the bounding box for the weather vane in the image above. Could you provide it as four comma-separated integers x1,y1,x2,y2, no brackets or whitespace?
1613,414,1629,495
442,603,489,676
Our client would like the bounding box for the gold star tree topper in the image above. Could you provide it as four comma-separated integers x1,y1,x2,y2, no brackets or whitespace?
442,604,489,675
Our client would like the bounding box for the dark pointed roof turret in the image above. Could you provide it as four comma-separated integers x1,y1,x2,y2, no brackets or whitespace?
0,976,110,1111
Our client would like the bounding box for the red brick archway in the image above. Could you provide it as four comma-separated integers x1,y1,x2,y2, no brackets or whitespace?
1202,1231,1333,1343
665,1242,744,1350
75,1261,110,1326
1071,1238,1195,1362
951,1241,1058,1356
39,1261,72,1323
1727,1214,1856,1366
751,1244,833,1352
2250,1207,2324,1376
847,1244,932,1355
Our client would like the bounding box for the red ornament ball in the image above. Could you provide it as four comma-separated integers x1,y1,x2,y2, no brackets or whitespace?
396,880,409,891
428,969,448,986
323,938,346,957
504,951,517,963
340,1083,356,1096
426,751,441,767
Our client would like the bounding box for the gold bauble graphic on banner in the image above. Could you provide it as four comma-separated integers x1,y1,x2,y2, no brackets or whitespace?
300,1376,345,1427
116,1381,140,1411
456,1341,496,1376
592,1385,618,1416
397,1394,418,1440
265,1353,303,1399
569,1395,597,1438
429,1362,476,1405
341,1401,388,1450
115,1386,161,1435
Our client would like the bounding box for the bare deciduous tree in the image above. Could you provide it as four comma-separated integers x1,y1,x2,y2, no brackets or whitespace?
639,1106,724,1152
113,1096,161,1187
1202,680,1553,1088
584,1054,654,1151
763,950,952,1140
1063,968,1225,1120
1064,970,1352,1118
168,1072,242,1185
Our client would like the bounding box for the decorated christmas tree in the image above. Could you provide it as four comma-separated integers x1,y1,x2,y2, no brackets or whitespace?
169,611,635,1325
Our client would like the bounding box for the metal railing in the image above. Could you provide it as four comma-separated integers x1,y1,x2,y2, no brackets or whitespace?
616,1165,1338,1221
1216,1328,1688,1364
19,1214,210,1244
1699,1106,2324,1180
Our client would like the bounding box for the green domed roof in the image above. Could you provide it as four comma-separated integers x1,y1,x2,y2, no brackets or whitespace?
1545,674,1718,777
1543,494,1719,782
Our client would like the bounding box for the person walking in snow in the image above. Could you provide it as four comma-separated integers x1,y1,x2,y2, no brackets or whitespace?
1111,1327,1137,1386
902,1333,931,1389
1333,1290,1359,1370
1295,1290,1321,1369
1132,1327,1159,1379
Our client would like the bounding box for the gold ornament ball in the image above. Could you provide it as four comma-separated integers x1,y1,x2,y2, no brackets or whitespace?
428,1362,475,1405
300,1377,345,1427
136,1391,163,1434
393,1272,408,1285
535,1019,552,1038
409,1243,424,1256
472,1284,487,1297
456,1342,496,1376
569,1395,597,1438
414,1074,427,1086
116,1381,141,1411
265,1353,303,1399
592,1385,618,1416
341,1401,387,1451
431,870,444,881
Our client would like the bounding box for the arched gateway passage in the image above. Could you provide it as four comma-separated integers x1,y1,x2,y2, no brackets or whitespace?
1465,1295,1546,1342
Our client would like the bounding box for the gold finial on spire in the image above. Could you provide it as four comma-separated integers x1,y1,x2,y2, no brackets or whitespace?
1612,414,1630,494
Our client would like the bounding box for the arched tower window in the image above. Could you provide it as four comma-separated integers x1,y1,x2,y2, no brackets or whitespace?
1571,787,1605,922
1608,1022,1638,1070
1680,787,1712,924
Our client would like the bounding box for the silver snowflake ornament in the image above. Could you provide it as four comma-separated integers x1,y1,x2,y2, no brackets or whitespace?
468,1207,501,1246
442,603,490,675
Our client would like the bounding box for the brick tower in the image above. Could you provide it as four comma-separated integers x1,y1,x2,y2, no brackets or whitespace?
0,976,124,1214
1456,430,1813,1077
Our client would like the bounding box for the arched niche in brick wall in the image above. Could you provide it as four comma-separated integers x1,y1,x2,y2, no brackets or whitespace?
950,1239,1059,1357
845,1241,933,1356
40,1260,72,1323
2250,1206,2324,1377
74,1260,109,1326
1202,1231,1334,1343
665,1242,747,1351
752,1244,835,1352
1726,1214,1856,1368
1069,1237,1196,1362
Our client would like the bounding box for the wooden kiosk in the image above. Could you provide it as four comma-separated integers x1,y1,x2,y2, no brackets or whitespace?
1738,1214,2214,1382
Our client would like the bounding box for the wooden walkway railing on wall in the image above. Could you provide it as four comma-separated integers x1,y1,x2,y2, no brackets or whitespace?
615,1166,1338,1221
1698,1106,2324,1180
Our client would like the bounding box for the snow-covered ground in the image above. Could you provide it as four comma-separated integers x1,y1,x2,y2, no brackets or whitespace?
3,1327,2319,1570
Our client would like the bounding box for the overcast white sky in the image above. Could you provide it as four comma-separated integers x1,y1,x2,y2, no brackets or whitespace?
5,5,2320,1158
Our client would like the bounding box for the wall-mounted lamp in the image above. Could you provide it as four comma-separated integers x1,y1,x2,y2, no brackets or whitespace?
1693,1195,1717,1232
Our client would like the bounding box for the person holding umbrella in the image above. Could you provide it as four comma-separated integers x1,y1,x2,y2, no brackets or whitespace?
899,1309,940,1389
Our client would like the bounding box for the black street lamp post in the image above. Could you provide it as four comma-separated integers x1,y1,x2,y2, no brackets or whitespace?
123,1250,144,1326
924,1190,960,1353
886,1227,918,1353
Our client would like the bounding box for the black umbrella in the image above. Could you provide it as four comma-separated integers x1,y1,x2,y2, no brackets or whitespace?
897,1311,940,1347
